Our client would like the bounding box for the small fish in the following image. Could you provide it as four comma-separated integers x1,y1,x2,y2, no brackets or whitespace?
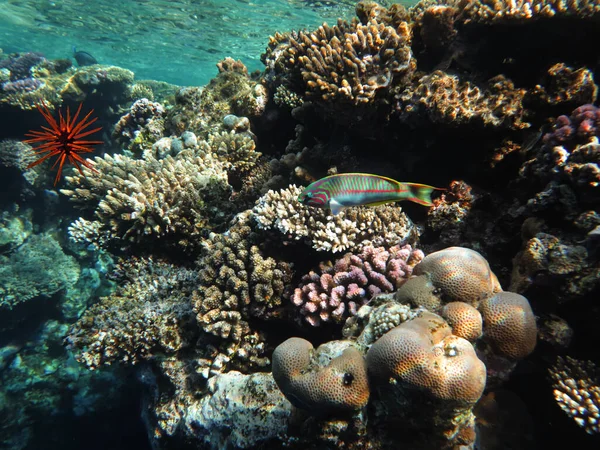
298,173,443,215
72,46,97,66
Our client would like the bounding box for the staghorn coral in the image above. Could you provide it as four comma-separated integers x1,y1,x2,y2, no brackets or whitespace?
252,185,417,253
61,150,232,249
192,214,293,342
478,291,537,360
263,17,415,107
549,356,600,435
272,338,369,413
292,244,423,326
66,257,198,369
396,70,528,129
0,233,80,309
458,0,600,24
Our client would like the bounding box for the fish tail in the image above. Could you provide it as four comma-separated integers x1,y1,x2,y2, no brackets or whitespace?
403,183,441,207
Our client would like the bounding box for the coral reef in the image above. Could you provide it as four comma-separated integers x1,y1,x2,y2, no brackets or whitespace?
0,233,80,309
66,257,198,369
550,356,600,435
253,185,417,253
292,244,423,326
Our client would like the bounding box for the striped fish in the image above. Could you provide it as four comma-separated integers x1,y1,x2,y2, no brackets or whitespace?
297,173,442,215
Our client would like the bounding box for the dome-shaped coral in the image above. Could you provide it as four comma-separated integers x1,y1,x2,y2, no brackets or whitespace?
366,312,486,404
272,338,369,413
479,292,537,360
442,301,483,342
413,246,502,306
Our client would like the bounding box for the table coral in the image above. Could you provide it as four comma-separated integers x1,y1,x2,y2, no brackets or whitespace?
550,356,600,434
252,185,417,253
292,244,423,326
272,338,369,413
66,257,198,369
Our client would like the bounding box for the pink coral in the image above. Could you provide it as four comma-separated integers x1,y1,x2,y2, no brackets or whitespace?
542,104,600,149
292,244,423,326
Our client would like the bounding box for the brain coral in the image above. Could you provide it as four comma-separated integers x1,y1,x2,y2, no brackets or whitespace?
292,244,423,326
272,338,369,413
253,185,416,253
412,246,502,306
366,311,486,404
478,291,537,360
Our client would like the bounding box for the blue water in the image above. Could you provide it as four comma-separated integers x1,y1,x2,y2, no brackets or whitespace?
0,0,393,86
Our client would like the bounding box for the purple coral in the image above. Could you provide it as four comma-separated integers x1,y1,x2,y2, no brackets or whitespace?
542,104,600,148
1,77,44,93
292,244,424,327
0,52,45,81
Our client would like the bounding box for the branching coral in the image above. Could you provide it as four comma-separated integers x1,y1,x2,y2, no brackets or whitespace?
292,244,423,326
550,356,600,434
252,185,417,253
263,17,415,106
458,0,600,24
192,214,293,342
61,149,232,249
66,257,198,369
396,70,528,129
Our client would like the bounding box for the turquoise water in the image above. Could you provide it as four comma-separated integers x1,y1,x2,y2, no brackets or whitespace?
0,0,403,86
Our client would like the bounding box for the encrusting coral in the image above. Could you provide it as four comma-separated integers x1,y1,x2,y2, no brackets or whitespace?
272,338,370,413
292,244,423,326
549,356,600,435
253,185,417,253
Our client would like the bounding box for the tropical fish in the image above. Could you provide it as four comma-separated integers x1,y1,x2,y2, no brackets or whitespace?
297,173,443,215
72,46,97,66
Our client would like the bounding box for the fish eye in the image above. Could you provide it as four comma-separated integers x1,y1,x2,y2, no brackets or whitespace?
306,192,313,198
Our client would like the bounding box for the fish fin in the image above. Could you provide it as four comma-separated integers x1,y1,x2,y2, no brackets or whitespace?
362,200,395,207
329,199,344,216
403,183,444,207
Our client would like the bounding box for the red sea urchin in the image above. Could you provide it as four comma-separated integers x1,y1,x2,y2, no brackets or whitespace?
24,102,102,185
